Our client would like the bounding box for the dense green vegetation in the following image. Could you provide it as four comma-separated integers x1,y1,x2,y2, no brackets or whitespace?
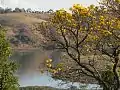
0,26,19,90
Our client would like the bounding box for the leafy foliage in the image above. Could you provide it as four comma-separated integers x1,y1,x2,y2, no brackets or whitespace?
0,26,19,90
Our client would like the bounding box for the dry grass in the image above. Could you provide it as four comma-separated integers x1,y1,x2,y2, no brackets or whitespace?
0,13,47,26
0,13,50,49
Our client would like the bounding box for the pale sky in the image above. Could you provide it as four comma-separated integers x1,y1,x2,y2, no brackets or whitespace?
1,0,99,11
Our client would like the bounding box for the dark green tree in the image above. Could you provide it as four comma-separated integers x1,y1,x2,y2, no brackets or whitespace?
0,26,19,90
4,8,12,13
0,7,4,14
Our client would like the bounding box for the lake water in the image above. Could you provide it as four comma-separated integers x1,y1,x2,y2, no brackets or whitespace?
10,48,101,89
11,48,67,87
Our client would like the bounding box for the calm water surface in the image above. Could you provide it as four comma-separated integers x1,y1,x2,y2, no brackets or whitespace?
10,48,101,89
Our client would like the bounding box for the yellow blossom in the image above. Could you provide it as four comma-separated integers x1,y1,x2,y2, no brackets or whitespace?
53,69,57,74
46,59,52,63
57,68,62,71
46,63,52,68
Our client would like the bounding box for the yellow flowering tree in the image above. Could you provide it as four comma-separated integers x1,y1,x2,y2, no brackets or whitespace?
100,0,120,18
36,1,120,90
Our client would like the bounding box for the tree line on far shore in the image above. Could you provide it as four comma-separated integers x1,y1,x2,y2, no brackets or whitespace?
0,7,54,14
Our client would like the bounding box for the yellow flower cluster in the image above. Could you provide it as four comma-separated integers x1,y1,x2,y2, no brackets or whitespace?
48,67,62,74
46,59,52,63
99,15,105,25
102,30,112,35
46,59,52,68
115,0,120,3
46,59,63,74
71,4,89,16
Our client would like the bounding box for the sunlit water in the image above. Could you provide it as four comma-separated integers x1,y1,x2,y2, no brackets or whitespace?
10,48,101,89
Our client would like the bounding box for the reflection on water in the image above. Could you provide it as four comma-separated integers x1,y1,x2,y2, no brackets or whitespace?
10,48,63,87
10,48,101,89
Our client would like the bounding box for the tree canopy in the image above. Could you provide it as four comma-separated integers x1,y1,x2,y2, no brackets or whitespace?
35,0,120,90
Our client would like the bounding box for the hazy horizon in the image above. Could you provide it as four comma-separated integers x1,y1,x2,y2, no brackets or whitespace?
0,0,99,11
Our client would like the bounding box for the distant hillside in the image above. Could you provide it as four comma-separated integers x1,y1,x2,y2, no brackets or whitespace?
0,13,51,49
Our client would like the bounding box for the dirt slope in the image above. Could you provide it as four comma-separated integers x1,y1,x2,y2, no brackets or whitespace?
0,13,50,49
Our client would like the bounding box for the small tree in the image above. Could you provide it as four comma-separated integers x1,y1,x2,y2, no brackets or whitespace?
0,26,19,90
26,8,32,13
0,7,4,14
13,8,21,13
4,8,12,13
47,9,54,14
